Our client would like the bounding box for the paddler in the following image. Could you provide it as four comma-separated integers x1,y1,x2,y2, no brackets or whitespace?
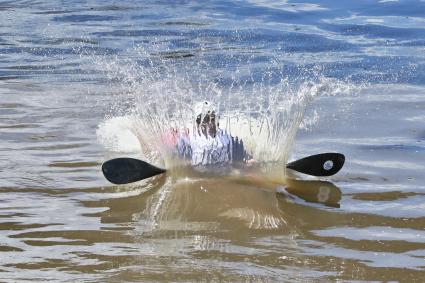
164,102,255,169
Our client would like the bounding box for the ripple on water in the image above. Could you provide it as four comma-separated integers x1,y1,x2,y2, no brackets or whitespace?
1,0,425,281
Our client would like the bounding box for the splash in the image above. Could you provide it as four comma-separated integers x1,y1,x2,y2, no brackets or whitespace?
96,116,141,153
94,45,355,173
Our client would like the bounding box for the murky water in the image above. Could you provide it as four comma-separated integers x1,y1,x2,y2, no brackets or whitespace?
1,0,425,281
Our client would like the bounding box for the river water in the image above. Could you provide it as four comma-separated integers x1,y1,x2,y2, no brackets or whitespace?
1,0,425,281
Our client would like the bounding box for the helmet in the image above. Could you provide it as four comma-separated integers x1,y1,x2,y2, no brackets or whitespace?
193,101,217,124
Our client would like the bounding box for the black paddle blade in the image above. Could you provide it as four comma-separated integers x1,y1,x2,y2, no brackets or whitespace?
286,153,345,177
102,158,166,184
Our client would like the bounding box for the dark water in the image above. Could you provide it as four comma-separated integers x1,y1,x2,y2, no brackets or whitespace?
1,0,425,281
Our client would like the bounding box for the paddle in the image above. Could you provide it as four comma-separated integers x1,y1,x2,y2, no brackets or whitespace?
286,152,345,177
102,153,345,184
102,158,166,185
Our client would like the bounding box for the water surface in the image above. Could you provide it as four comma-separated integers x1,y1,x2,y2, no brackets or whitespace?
1,0,425,281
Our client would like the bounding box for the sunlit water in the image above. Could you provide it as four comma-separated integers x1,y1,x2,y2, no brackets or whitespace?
1,0,425,281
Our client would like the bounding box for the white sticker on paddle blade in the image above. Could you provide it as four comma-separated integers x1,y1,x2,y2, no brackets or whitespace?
323,160,334,171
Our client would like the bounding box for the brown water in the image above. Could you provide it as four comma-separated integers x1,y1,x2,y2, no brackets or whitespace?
1,81,425,281
2,1,425,281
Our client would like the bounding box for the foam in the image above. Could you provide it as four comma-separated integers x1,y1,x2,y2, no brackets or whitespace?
96,115,140,153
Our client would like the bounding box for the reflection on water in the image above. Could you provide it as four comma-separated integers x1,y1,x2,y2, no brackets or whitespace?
280,178,342,208
2,173,424,281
